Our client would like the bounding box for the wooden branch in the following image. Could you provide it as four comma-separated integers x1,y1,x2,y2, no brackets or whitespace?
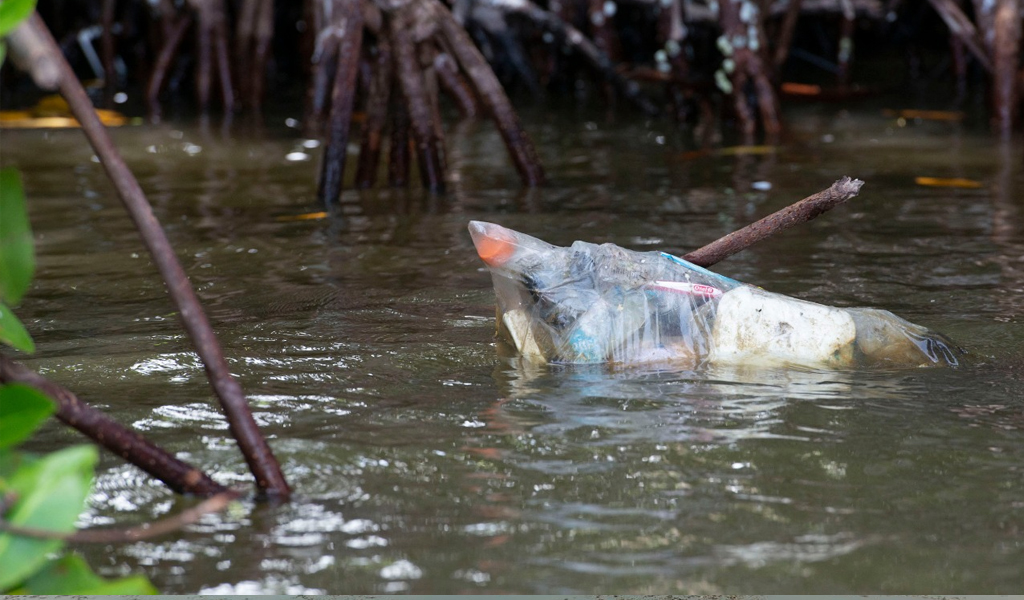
683,177,864,267
10,13,291,500
0,356,228,497
0,491,236,543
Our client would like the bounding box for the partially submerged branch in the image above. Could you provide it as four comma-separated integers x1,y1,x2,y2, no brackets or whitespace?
0,491,237,543
683,176,864,267
8,14,291,500
0,356,228,497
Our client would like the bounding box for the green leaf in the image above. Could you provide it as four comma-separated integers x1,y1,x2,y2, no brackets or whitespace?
0,0,37,37
15,554,157,594
0,300,34,352
0,447,35,484
0,384,54,449
0,444,97,591
0,168,35,306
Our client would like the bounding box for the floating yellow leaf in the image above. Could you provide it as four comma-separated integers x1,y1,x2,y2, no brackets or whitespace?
882,109,965,122
781,82,822,96
274,211,328,222
914,176,983,189
717,145,777,156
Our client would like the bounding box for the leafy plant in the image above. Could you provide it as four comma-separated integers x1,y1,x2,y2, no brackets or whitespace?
1,156,155,594
0,385,158,594
0,168,35,352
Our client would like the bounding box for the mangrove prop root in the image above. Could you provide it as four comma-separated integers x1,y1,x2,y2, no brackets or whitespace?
683,177,864,267
393,5,446,193
991,0,1021,139
0,489,237,542
434,51,479,118
435,0,545,186
101,0,116,102
716,0,781,138
773,0,803,68
317,0,365,205
13,13,291,500
508,0,660,117
389,98,412,187
0,356,228,497
146,13,193,118
236,0,274,110
355,35,394,189
926,0,993,72
305,34,340,132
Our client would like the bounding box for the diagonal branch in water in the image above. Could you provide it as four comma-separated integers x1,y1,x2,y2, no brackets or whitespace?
0,490,237,543
0,356,228,497
683,177,864,267
7,13,290,500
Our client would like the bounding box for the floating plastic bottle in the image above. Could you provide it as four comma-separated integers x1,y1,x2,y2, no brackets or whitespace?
469,221,962,368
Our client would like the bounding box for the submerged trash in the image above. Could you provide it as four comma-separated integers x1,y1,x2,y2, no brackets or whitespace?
469,221,962,368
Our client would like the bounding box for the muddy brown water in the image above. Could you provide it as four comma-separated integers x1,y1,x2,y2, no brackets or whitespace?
2,103,1023,593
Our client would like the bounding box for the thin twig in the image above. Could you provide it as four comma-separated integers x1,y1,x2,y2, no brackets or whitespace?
11,13,291,500
683,177,864,267
0,356,228,497
0,492,237,543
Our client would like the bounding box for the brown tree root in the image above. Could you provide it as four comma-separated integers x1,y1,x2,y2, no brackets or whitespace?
145,0,236,118
8,13,290,500
310,0,546,202
0,356,229,497
316,0,366,203
236,0,275,110
715,0,781,139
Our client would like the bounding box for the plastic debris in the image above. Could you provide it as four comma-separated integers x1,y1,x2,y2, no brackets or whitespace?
469,221,962,369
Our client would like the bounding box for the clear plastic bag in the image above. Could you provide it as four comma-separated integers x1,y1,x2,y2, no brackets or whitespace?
469,220,962,368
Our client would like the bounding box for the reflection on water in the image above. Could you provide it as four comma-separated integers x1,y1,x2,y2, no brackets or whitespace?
1,105,1023,593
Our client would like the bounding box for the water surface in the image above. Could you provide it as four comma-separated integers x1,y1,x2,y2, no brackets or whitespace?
2,103,1023,593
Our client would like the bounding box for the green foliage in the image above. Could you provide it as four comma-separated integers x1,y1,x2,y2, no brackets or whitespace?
0,384,54,449
0,169,35,305
0,0,36,36
0,384,157,594
0,444,97,589
0,303,33,352
13,553,158,594
0,168,36,353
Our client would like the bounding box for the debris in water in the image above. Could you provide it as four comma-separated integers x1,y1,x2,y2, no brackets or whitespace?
469,221,963,369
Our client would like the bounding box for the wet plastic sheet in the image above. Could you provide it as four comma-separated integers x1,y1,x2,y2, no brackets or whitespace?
469,221,962,368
